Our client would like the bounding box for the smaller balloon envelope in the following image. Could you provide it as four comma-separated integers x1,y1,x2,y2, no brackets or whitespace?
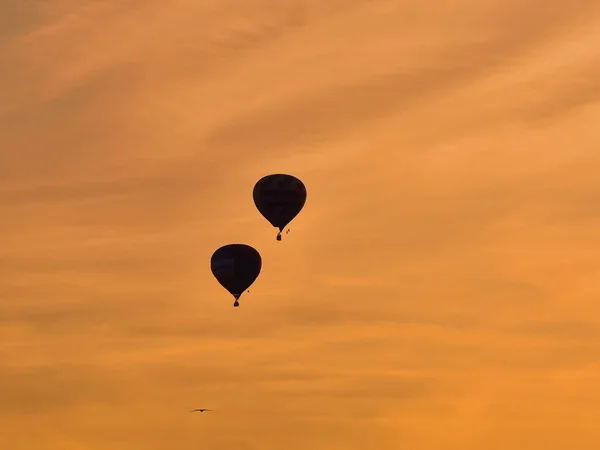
210,244,262,307
253,174,307,241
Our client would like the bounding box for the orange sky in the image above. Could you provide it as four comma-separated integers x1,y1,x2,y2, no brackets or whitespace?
2,1,600,449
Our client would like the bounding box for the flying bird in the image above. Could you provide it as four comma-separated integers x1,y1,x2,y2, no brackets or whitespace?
191,409,212,413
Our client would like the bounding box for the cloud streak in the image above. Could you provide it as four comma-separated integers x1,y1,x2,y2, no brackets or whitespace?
2,0,600,449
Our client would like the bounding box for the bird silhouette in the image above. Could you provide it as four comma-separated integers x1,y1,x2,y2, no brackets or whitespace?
191,409,212,413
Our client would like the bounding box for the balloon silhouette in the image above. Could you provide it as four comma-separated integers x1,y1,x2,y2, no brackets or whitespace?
253,174,306,241
210,244,262,307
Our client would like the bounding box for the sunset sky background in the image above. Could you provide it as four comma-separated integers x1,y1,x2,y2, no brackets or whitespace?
2,1,600,449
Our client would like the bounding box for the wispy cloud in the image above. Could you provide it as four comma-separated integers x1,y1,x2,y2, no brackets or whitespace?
2,0,600,449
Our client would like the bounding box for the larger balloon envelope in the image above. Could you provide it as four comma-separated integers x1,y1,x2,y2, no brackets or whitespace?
253,174,306,241
210,244,262,307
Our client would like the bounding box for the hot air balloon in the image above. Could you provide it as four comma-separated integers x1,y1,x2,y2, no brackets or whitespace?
210,244,262,307
253,174,306,241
